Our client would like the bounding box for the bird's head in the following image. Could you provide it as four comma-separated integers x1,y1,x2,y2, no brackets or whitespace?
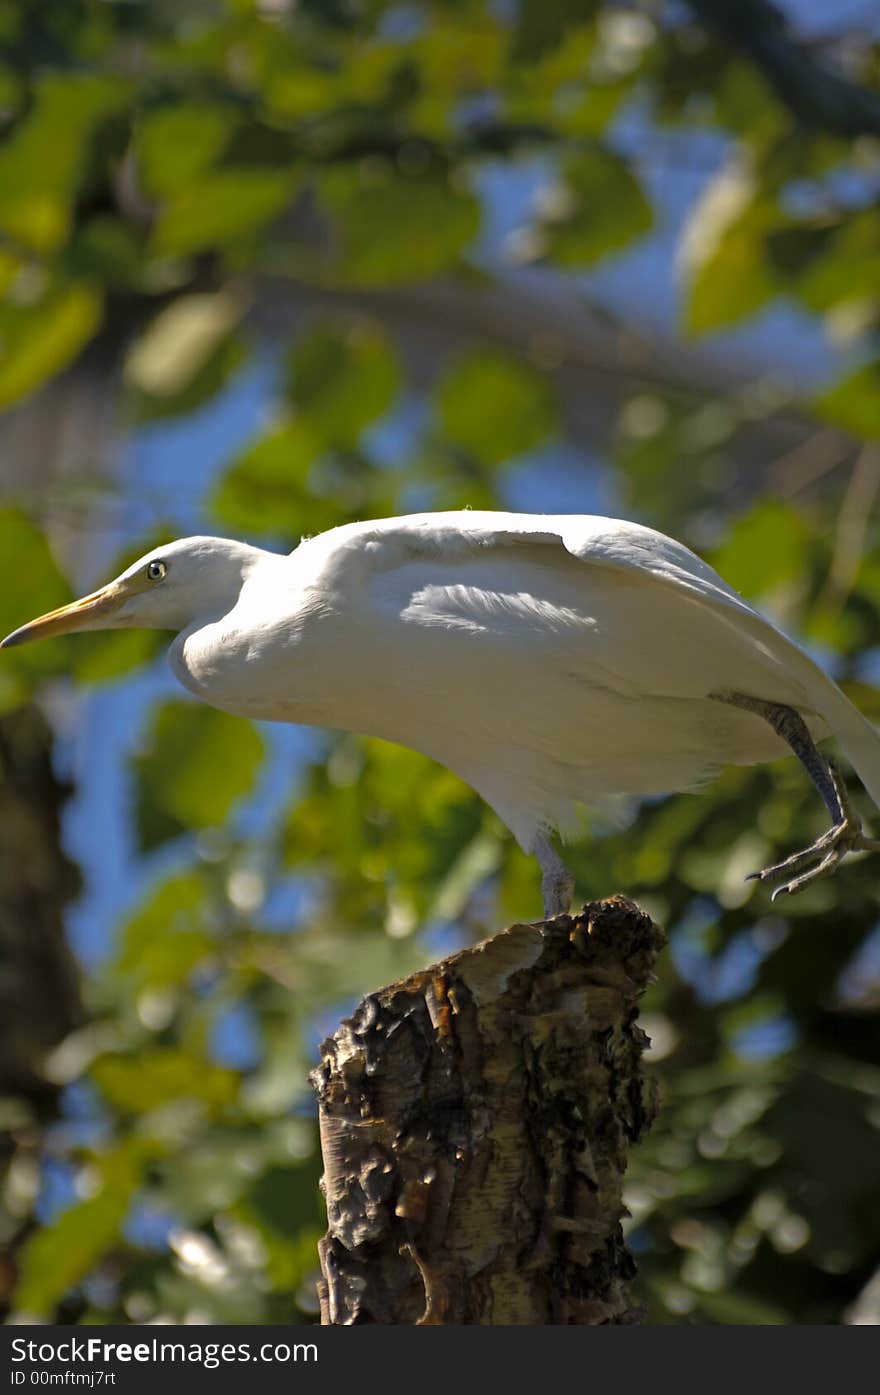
1,536,263,650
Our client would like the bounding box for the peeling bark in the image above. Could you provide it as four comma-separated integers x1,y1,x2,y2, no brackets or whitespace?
312,896,665,1325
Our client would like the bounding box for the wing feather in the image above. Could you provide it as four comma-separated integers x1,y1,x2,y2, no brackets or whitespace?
343,511,880,809
299,510,875,814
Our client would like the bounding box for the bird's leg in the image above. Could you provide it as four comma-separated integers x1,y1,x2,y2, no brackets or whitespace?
533,831,575,919
711,691,880,899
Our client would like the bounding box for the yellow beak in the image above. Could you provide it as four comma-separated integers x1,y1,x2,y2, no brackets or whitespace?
1,582,126,649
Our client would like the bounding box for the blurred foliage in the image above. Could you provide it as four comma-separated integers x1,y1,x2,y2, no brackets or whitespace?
133,703,266,851
0,0,879,1330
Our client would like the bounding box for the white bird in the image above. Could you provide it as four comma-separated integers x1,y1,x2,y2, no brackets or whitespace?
3,511,879,915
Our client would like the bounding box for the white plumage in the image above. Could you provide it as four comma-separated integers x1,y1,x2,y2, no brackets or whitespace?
4,511,878,912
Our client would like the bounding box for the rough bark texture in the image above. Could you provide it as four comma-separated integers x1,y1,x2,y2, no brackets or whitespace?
0,705,84,1316
0,705,83,1104
312,896,665,1325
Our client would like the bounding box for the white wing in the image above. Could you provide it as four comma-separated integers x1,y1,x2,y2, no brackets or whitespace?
330,511,880,812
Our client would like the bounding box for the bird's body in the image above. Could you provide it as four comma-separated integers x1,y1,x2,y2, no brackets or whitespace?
4,510,879,909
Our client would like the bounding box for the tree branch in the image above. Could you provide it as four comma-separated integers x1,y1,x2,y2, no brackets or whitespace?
687,0,880,137
311,896,665,1325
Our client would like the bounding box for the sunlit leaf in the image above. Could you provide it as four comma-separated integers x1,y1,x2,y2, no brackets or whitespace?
708,500,811,598
436,349,557,464
0,74,130,253
0,284,103,410
680,165,779,335
136,103,238,197
14,1139,157,1316
125,291,248,421
151,170,298,257
93,1047,240,1113
540,147,652,267
317,169,480,286
283,736,485,918
113,872,215,990
210,421,338,536
126,292,245,398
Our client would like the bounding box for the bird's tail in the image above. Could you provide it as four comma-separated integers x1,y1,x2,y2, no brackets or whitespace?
820,685,880,812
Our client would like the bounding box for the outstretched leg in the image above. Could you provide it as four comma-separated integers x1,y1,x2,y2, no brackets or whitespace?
533,831,575,919
712,691,880,899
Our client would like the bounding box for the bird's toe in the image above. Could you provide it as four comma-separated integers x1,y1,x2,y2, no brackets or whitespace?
748,813,878,898
768,846,847,900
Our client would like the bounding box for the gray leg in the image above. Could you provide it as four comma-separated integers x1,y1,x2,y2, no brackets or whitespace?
533,831,575,919
711,691,880,899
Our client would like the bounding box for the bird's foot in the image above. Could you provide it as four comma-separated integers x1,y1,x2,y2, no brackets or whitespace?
748,765,880,900
541,867,575,919
534,831,575,919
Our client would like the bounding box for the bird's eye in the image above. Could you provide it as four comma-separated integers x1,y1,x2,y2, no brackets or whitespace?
146,560,167,582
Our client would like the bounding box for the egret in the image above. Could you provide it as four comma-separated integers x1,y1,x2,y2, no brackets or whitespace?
3,511,879,915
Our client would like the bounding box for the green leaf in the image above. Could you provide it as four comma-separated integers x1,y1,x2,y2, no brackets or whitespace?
436,350,557,464
209,420,337,536
71,629,165,685
712,62,783,142
317,169,480,286
540,147,652,267
0,74,130,253
151,170,297,257
284,736,484,919
0,511,70,642
136,103,238,198
680,167,779,335
0,284,103,410
132,702,265,851
793,210,880,316
233,1161,324,1290
555,77,632,139
113,872,215,991
0,510,73,706
210,428,395,537
125,291,248,421
14,1139,156,1316
815,361,880,441
287,321,399,446
92,1048,239,1113
67,216,145,290
513,0,599,61
708,500,811,598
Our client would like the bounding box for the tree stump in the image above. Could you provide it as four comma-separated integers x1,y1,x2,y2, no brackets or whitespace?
311,896,665,1325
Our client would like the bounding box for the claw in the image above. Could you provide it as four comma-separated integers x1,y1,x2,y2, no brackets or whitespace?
747,777,878,898
713,698,879,899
